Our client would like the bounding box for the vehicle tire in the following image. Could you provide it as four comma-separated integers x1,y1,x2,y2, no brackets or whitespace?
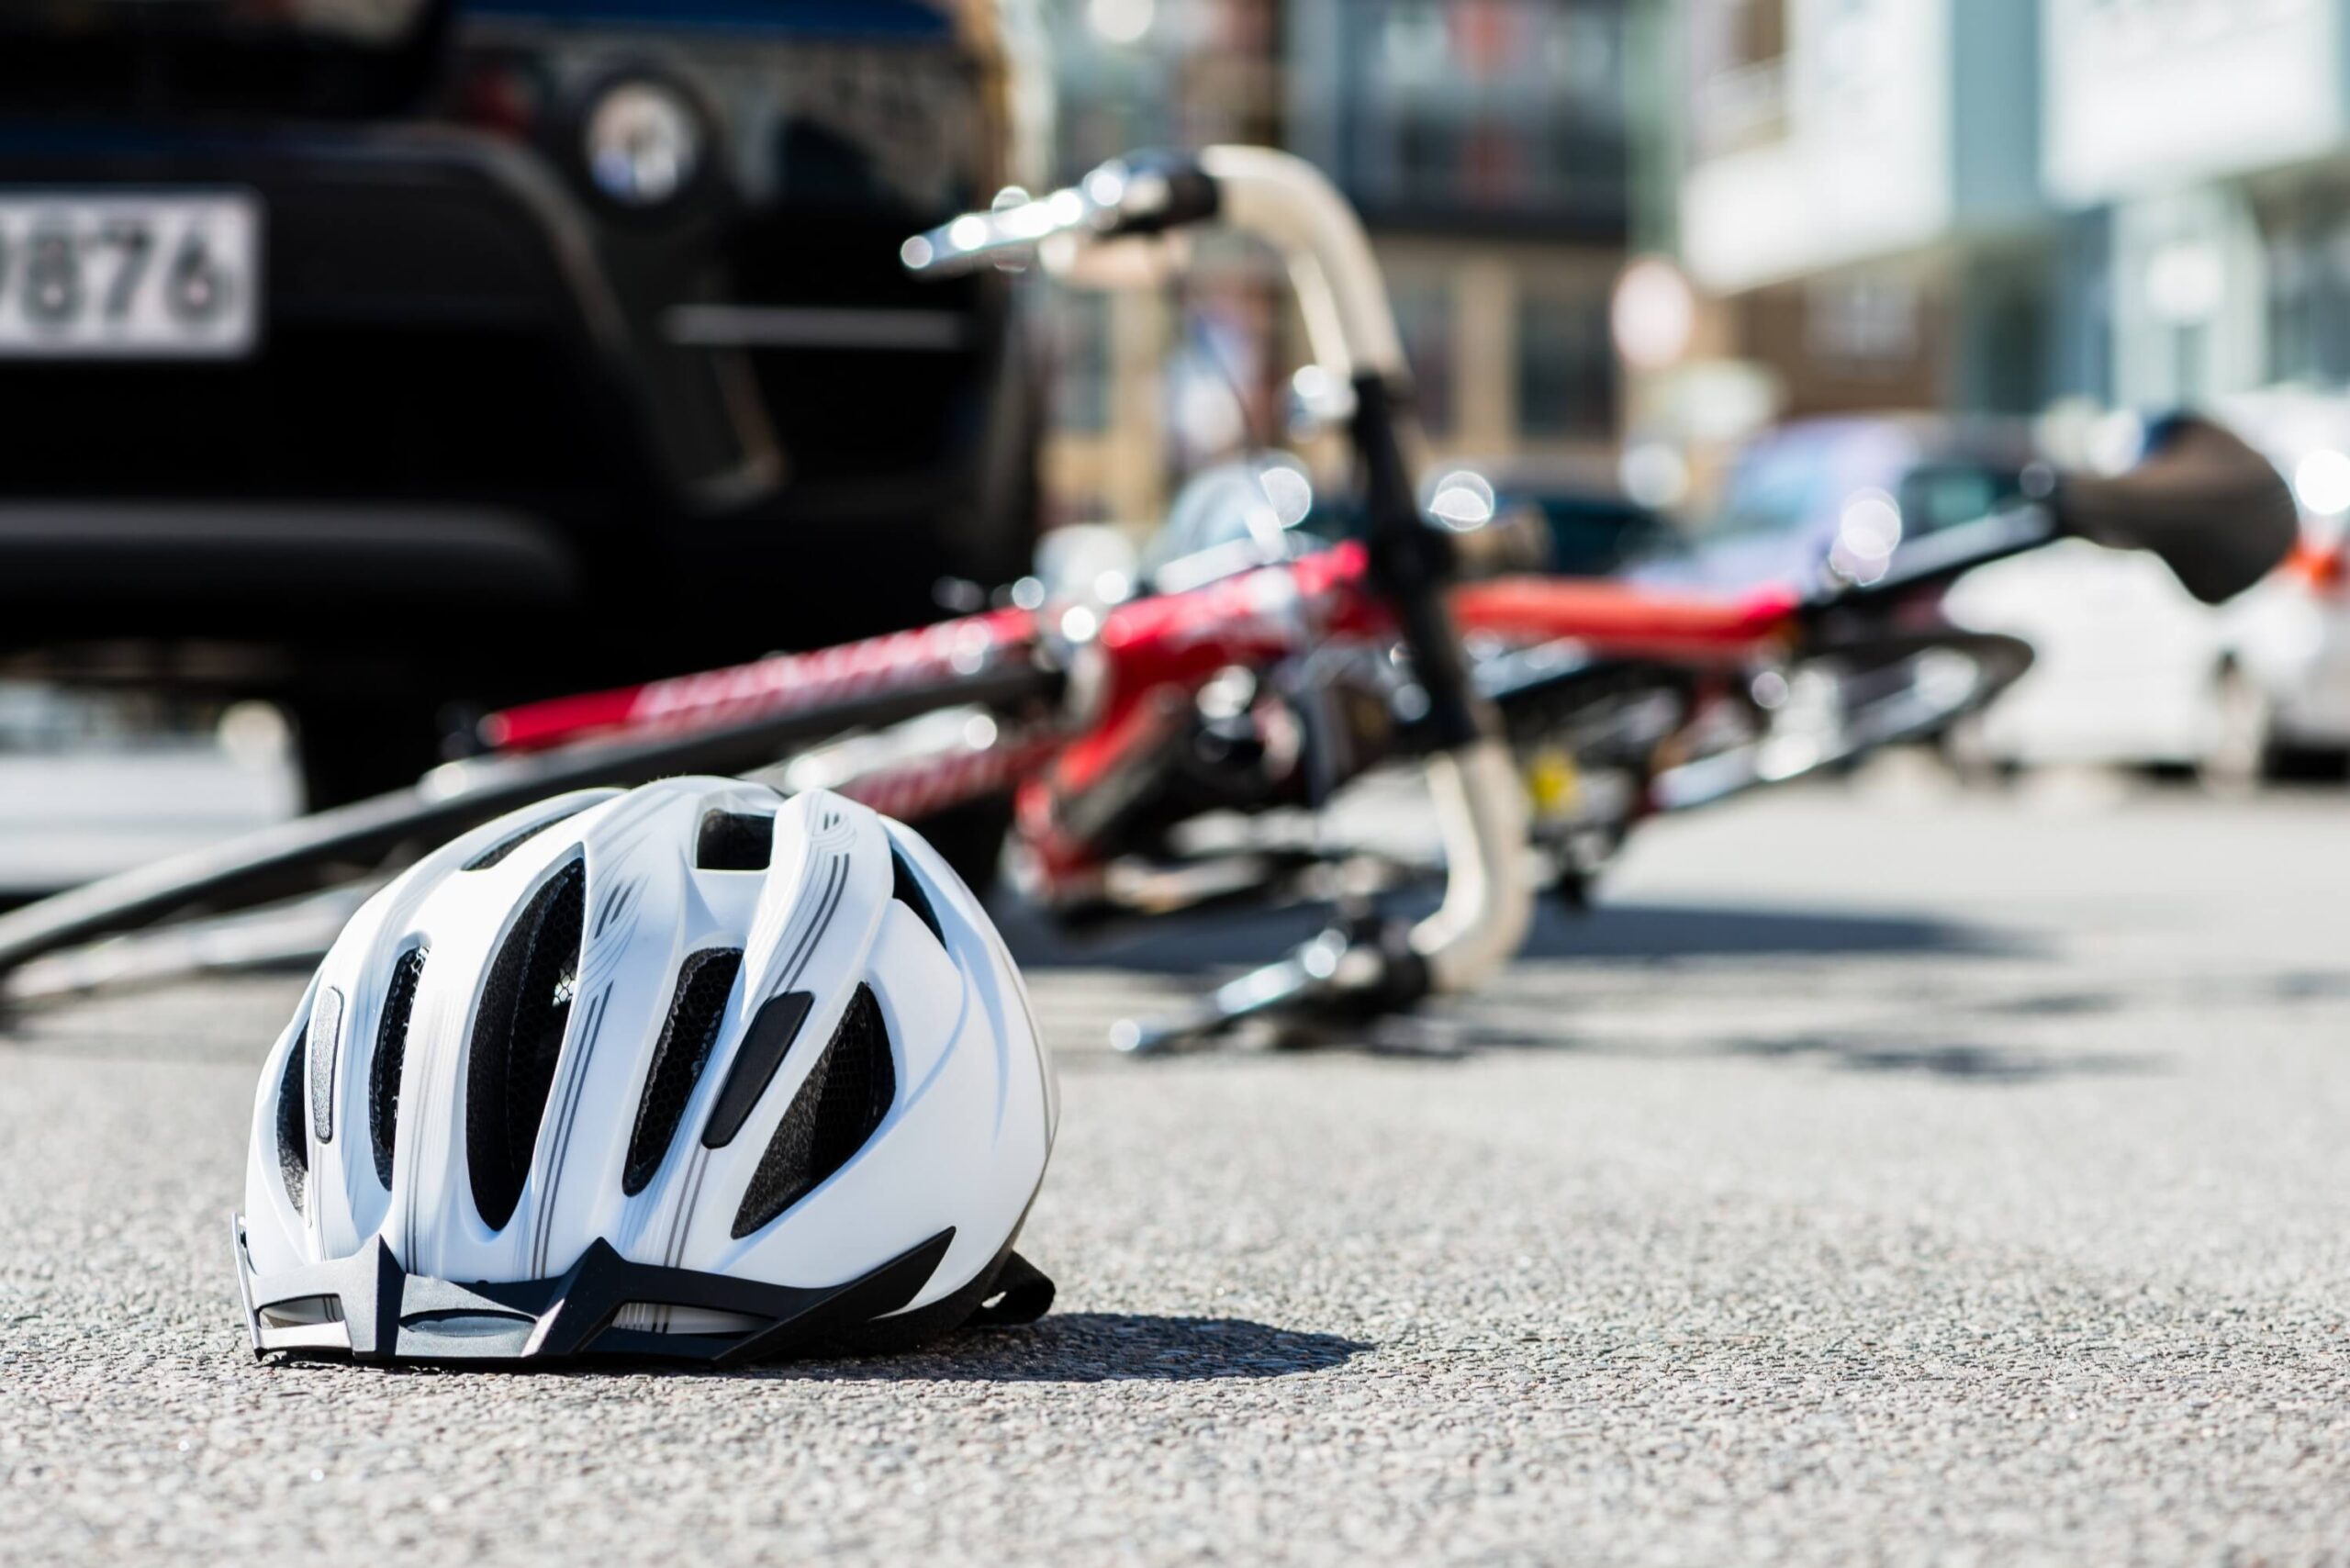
912,792,1014,900
288,691,449,811
2267,742,2350,784
959,304,1050,592
2201,666,2275,794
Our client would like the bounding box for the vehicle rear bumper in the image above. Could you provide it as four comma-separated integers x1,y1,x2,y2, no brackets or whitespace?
2268,633,2350,746
0,122,672,505
2240,596,2350,747
0,501,579,611
0,495,986,700
0,121,1034,695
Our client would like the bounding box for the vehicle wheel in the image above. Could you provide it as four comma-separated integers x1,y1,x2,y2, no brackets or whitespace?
288,691,449,811
959,309,1049,591
912,793,1014,900
2202,666,2275,794
2267,742,2350,784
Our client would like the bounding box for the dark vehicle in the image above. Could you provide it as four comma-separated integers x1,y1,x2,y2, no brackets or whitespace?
1439,458,1679,578
1632,415,2038,593
1223,459,1671,588
0,0,1051,805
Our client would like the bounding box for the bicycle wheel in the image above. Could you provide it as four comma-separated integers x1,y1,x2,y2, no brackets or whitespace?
0,658,1058,984
1648,630,2034,812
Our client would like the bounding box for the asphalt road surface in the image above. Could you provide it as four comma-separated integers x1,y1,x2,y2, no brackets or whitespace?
6,778,2349,1566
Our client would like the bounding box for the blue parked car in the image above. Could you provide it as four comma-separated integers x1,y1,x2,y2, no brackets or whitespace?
1634,416,2038,595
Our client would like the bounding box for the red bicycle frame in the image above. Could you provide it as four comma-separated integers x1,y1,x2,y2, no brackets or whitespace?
478,541,1801,893
484,544,1794,752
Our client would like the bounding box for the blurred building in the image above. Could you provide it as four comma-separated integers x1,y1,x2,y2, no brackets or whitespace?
1673,0,2047,419
1042,0,1287,524
2042,0,2350,409
1033,0,2350,531
1041,0,1632,526
1289,0,1629,461
1667,0,2350,435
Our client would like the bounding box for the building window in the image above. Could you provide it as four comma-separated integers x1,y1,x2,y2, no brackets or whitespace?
1330,0,1628,228
1392,282,1458,436
1802,277,1922,369
1516,291,1615,440
2259,182,2350,388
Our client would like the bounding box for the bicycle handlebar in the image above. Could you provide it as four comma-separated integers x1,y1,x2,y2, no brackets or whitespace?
1799,413,2297,614
2055,415,2298,605
909,149,1528,1001
901,152,1221,277
906,148,1409,384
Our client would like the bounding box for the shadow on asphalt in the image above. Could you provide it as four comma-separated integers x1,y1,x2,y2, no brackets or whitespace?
764,1315,1373,1383
1722,1035,2155,1082
1002,894,2030,975
1323,1012,2158,1083
779,1316,1372,1382
272,1315,1372,1383
1514,902,2032,961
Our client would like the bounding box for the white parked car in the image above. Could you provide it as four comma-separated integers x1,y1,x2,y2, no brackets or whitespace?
1944,403,2350,782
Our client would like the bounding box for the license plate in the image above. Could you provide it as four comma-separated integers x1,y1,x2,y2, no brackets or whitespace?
0,192,262,358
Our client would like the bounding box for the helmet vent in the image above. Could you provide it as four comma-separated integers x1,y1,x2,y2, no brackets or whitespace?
697,811,775,872
464,802,590,872
731,983,896,1238
464,859,587,1233
368,948,427,1188
890,849,944,943
623,947,744,1195
275,1017,310,1213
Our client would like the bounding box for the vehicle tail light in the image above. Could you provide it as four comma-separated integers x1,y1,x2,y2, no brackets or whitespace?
2288,540,2347,597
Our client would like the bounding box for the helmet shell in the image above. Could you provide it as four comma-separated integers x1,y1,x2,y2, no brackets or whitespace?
238,778,1056,1362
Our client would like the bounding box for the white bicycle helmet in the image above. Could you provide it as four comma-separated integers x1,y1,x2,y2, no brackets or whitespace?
235,778,1058,1365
